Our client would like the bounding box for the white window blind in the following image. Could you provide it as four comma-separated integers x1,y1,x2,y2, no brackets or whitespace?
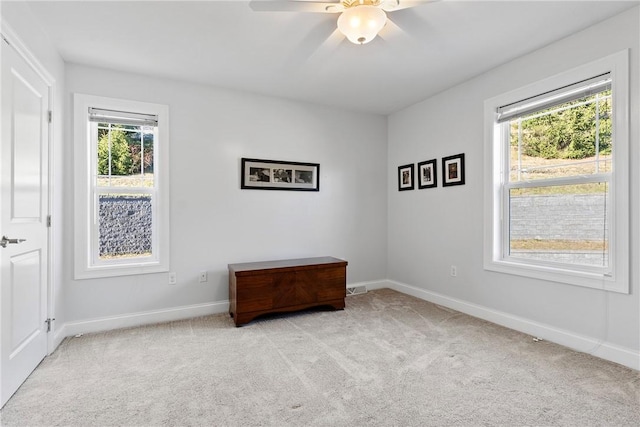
496,73,611,123
88,107,158,127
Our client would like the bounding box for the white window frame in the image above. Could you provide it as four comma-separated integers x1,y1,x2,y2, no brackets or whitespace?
483,50,629,293
74,93,170,279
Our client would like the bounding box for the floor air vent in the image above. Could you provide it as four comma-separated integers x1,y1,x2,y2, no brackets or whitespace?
346,285,367,296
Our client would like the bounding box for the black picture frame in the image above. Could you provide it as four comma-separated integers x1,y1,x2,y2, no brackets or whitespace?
241,158,319,191
417,159,437,189
398,163,414,191
442,153,465,187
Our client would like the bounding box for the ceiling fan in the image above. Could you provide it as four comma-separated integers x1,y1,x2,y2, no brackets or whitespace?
249,0,433,45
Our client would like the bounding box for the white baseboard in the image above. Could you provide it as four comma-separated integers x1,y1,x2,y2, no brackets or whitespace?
63,301,230,338
384,280,640,371
50,323,67,354
347,279,388,291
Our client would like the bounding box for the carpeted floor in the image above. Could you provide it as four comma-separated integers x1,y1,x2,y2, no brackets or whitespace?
1,288,639,426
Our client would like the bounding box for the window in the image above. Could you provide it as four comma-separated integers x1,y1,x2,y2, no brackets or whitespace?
74,94,169,279
484,51,629,293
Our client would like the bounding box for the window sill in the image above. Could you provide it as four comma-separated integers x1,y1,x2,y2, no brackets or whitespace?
484,258,627,294
74,261,169,280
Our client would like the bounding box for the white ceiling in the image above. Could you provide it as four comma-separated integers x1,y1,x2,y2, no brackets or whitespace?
23,0,639,115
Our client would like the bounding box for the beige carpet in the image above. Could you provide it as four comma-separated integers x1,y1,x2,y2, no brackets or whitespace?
1,288,639,426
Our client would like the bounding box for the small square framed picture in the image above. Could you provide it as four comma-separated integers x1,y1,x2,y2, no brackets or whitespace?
417,159,437,189
442,153,465,187
398,163,414,191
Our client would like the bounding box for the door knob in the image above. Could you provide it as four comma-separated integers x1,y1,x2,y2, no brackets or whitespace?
0,236,26,248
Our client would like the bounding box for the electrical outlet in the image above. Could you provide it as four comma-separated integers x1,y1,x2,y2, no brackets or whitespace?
199,271,208,283
169,272,177,285
450,265,457,277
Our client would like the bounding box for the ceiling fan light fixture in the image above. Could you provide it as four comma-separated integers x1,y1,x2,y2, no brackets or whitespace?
337,5,387,45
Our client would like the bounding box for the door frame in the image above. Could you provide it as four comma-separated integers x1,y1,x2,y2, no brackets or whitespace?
0,19,56,355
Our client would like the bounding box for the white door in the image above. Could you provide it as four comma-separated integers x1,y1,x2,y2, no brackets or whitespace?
0,36,50,408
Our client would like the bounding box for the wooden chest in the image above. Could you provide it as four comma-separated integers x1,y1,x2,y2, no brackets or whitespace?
228,257,348,326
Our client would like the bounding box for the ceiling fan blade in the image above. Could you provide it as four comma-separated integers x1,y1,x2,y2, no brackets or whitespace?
384,4,433,41
283,17,343,68
378,18,412,44
382,0,438,12
307,28,346,64
249,1,344,13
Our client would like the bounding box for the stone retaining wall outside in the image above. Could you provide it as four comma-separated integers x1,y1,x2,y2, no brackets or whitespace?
99,195,152,257
510,193,608,267
510,193,608,241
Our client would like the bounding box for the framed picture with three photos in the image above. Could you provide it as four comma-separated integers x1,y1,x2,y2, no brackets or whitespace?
241,158,319,191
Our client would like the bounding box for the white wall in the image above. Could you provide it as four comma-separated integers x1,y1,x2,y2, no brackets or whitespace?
64,64,388,327
0,1,67,344
388,7,640,367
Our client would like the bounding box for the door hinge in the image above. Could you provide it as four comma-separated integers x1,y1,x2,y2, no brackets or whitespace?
47,215,51,227
48,110,52,123
45,318,55,333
